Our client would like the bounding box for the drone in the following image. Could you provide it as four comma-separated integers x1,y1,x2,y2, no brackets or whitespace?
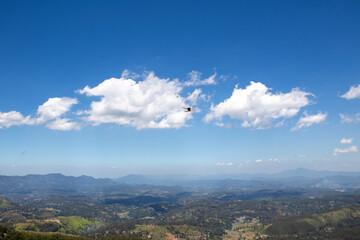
184,107,195,112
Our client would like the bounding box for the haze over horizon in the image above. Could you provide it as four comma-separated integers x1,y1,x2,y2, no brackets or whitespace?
1,0,360,178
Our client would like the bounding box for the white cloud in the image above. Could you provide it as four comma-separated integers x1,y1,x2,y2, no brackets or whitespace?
333,146,358,156
219,74,237,82
77,72,193,129
46,118,80,131
0,97,78,131
340,113,360,123
340,138,354,144
215,122,224,127
341,84,360,100
0,111,34,128
121,69,140,79
255,159,262,163
36,97,79,130
215,122,232,128
216,162,233,166
297,154,307,158
36,97,78,124
184,71,217,86
204,81,313,129
187,88,205,106
291,111,327,131
268,158,280,163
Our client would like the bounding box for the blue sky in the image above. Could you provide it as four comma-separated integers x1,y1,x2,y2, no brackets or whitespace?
1,0,360,177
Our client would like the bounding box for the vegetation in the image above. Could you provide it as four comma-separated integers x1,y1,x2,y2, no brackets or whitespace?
0,224,86,240
1,173,360,239
0,224,144,240
0,199,11,209
58,216,100,234
266,206,360,239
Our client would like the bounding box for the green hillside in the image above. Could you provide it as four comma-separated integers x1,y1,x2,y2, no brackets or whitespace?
1,224,144,240
14,216,101,235
266,206,360,239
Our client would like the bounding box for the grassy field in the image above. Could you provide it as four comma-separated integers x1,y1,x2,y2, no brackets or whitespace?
14,216,100,235
58,216,100,234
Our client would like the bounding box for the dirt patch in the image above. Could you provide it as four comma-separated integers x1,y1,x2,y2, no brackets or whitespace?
165,232,178,240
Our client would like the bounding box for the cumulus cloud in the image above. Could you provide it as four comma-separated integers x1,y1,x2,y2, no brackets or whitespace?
341,84,360,100
36,97,79,130
77,72,193,129
46,118,80,131
0,111,34,129
184,71,217,86
291,111,327,131
36,97,78,124
0,97,79,130
255,159,262,163
204,81,313,129
340,113,360,123
216,162,233,166
341,138,354,144
333,146,358,156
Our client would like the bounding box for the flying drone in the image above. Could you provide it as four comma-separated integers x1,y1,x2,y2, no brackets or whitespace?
184,107,195,112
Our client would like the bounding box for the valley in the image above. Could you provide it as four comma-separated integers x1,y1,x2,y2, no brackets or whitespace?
1,169,360,239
